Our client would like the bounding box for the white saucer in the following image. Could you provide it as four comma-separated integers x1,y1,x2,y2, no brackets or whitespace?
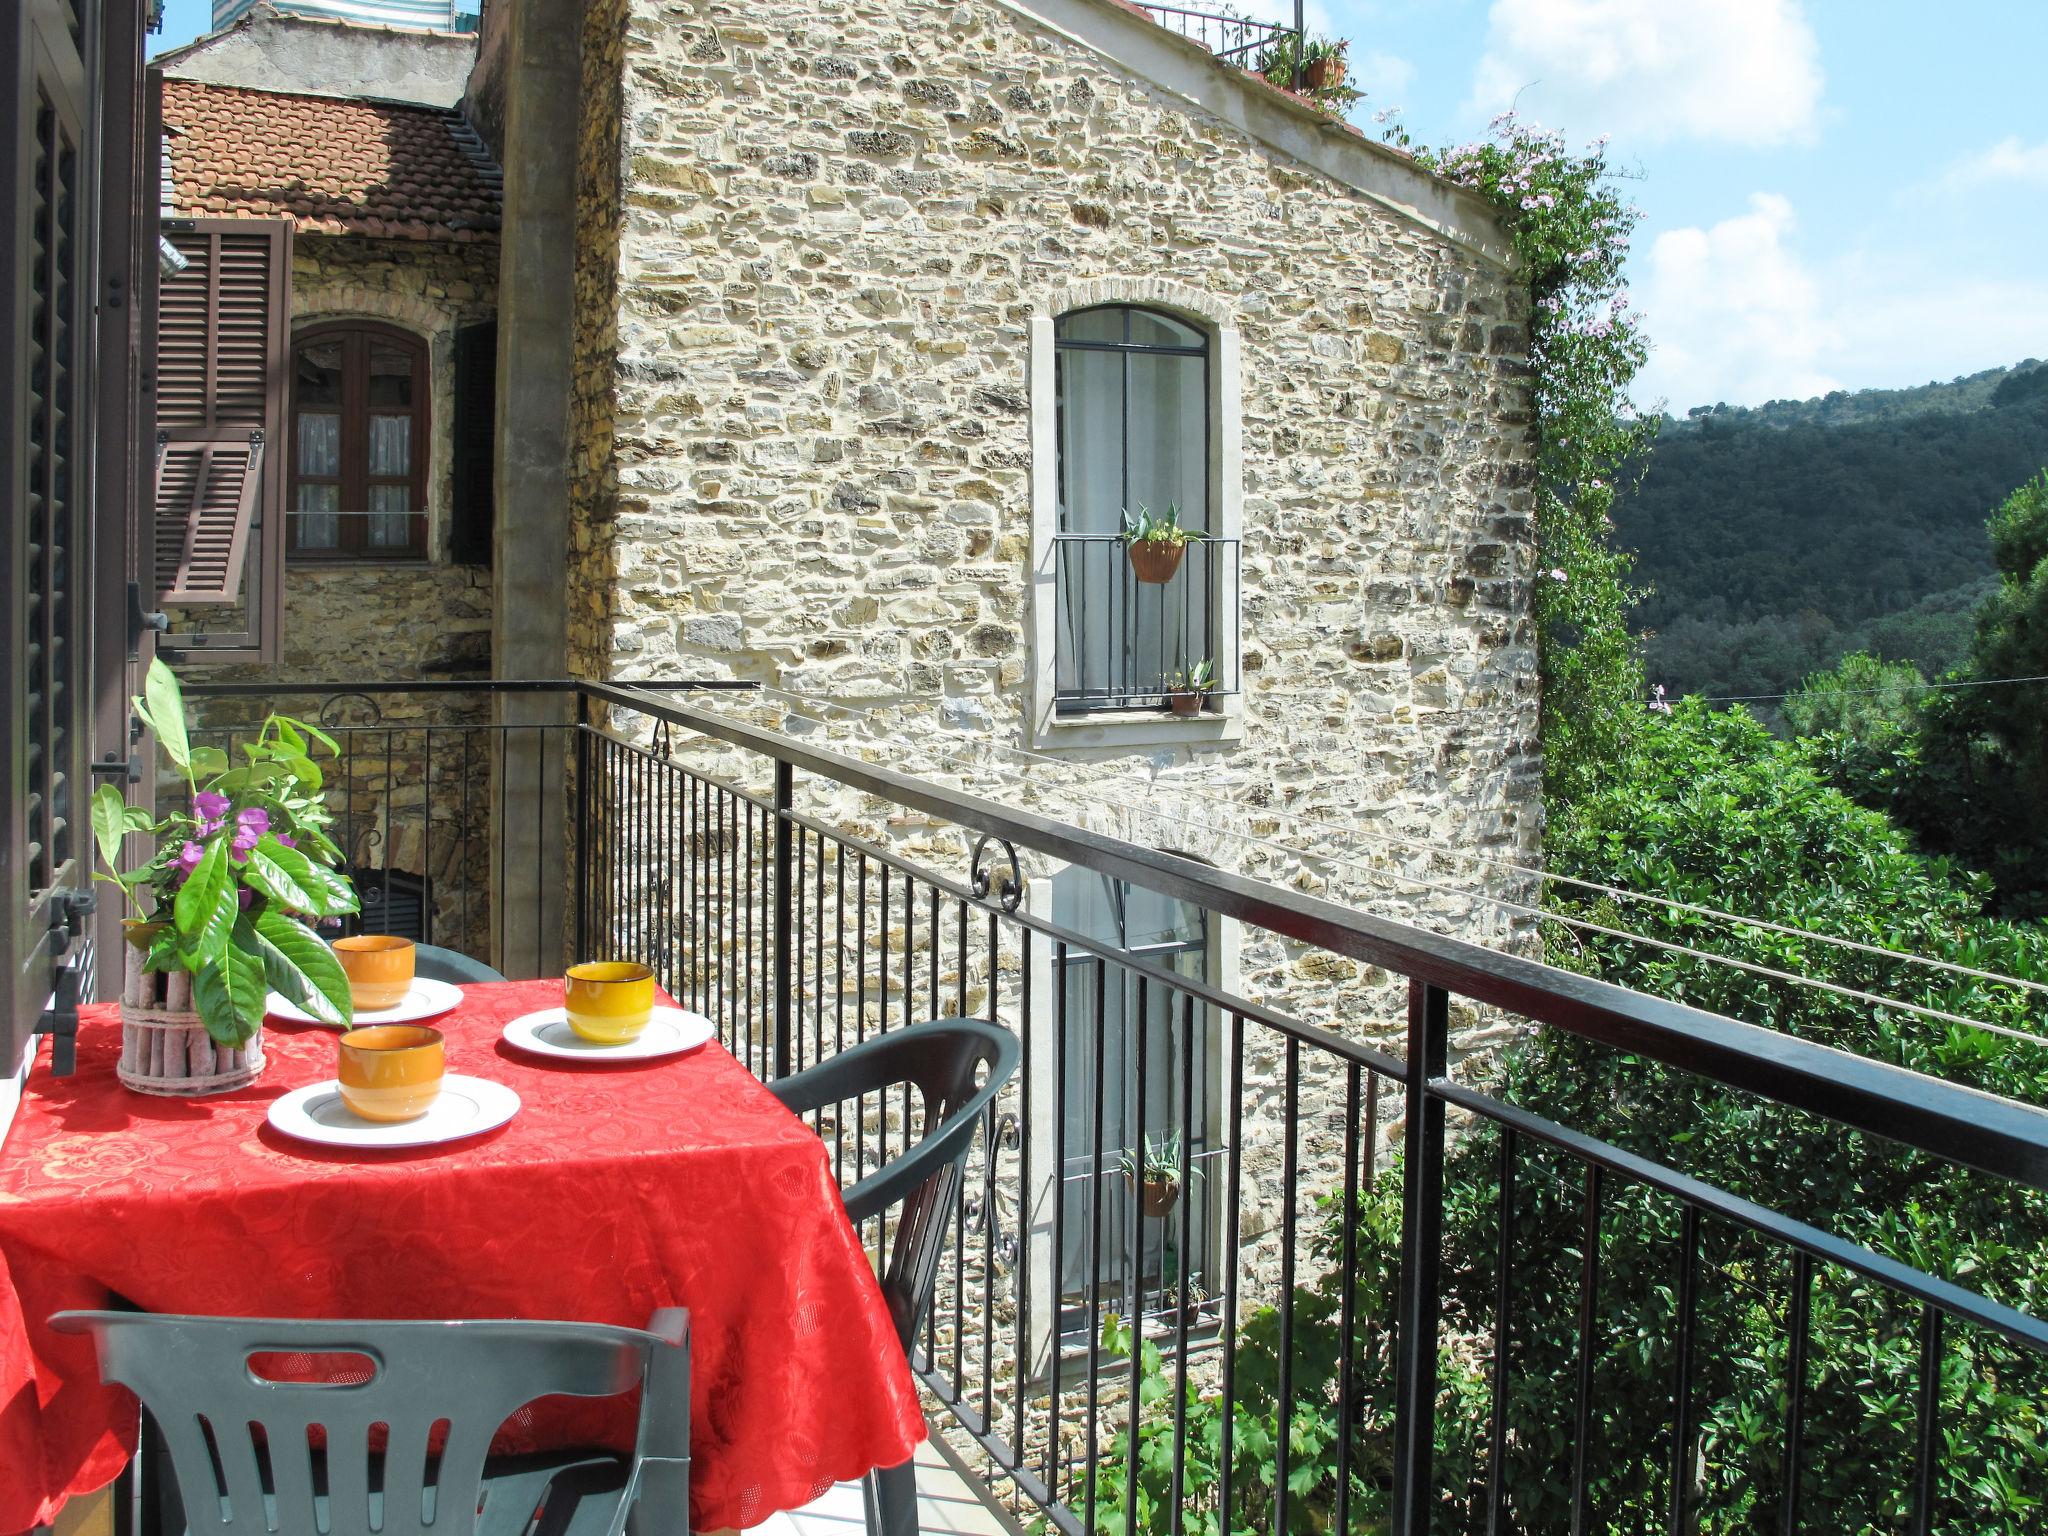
500,1005,714,1063
267,976,464,1029
266,1074,520,1149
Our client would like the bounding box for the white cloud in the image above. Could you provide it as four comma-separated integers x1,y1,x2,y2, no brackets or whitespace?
1355,49,1415,103
1466,0,1823,147
1637,194,1839,407
1635,193,2048,410
1941,136,2048,190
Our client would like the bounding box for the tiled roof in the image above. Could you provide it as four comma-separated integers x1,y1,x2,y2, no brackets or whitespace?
160,77,501,242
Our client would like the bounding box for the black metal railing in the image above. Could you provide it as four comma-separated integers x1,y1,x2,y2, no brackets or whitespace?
1053,534,1241,714
174,678,2048,1536
1142,2,1301,72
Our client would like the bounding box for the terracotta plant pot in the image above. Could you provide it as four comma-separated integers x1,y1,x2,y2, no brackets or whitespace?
1126,540,1186,585
1167,689,1206,718
117,966,264,1097
1129,1171,1182,1217
1302,55,1346,91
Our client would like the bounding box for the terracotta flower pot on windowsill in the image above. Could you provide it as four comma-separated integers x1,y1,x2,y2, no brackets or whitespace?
1166,689,1206,718
1302,55,1346,92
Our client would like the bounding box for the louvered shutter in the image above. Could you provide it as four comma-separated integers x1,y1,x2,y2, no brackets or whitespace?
4,0,109,1087
153,215,290,661
449,318,496,565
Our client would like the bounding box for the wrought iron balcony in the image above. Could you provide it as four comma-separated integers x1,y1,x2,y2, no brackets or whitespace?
1051,533,1241,715
172,677,2048,1536
1141,2,1302,72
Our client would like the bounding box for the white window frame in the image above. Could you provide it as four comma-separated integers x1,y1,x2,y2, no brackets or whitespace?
1028,280,1244,750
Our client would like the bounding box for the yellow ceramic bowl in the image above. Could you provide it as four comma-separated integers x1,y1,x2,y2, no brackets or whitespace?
565,962,656,1044
337,1024,444,1123
334,935,416,1012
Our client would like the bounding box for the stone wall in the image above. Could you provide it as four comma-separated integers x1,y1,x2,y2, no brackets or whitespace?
174,231,501,956
564,4,1542,1483
574,0,1542,991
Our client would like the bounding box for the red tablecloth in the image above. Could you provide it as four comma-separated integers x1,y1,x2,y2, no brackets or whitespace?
0,982,925,1534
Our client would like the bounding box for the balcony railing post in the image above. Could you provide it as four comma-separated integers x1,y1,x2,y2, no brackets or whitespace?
1392,978,1449,1536
771,759,795,1081
573,691,591,961
1293,0,1305,90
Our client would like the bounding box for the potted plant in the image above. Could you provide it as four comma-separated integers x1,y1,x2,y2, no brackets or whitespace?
1254,34,1358,107
1120,503,1204,585
1164,660,1216,718
92,658,359,1095
1117,1131,1184,1216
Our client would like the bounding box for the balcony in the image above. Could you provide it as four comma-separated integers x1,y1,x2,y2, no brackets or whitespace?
1051,534,1241,715
1139,4,1302,72
162,677,2048,1536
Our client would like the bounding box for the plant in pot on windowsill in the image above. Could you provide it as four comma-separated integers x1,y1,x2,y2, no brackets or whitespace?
1121,503,1204,585
1117,1131,1184,1216
91,658,359,1096
1164,660,1217,718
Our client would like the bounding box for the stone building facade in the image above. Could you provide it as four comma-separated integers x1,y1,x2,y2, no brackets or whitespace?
562,0,1540,979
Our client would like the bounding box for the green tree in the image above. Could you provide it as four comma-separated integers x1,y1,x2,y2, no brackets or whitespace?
1914,470,2048,914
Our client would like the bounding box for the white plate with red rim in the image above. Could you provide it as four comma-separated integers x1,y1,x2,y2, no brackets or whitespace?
266,977,464,1030
500,1005,714,1063
266,1074,520,1149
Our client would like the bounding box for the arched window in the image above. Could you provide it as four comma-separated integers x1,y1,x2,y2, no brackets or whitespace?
288,321,429,560
1055,304,1209,536
1053,305,1218,712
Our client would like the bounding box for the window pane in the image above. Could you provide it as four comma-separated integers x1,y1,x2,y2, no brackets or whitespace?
295,482,340,549
1126,351,1207,529
367,342,415,408
295,338,343,405
296,411,341,478
367,414,411,476
1128,309,1203,349
367,483,411,549
1056,307,1124,345
1056,347,1125,535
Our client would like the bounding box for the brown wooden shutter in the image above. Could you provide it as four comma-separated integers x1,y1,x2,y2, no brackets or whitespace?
153,215,291,661
4,0,114,1081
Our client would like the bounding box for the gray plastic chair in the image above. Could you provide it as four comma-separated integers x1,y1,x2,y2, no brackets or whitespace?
413,943,508,985
767,1018,1019,1536
50,1309,688,1536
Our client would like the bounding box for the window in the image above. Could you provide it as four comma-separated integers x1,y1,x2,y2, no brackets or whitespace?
288,322,428,560
1053,868,1217,1337
1050,305,1236,716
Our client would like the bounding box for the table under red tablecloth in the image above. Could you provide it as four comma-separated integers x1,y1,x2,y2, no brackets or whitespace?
0,981,925,1534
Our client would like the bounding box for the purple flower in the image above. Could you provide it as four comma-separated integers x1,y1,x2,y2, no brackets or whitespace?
277,833,296,849
237,888,256,910
168,840,205,889
194,791,230,835
230,806,269,861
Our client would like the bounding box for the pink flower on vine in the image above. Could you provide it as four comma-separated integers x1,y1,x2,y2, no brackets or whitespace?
194,791,230,835
230,807,269,861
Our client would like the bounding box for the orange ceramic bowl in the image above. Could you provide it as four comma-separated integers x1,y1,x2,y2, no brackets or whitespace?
565,961,656,1044
337,1024,444,1122
334,934,416,1011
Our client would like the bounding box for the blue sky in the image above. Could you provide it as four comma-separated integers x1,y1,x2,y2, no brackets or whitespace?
154,0,2048,411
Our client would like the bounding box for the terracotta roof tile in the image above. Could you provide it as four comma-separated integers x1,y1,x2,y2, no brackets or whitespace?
160,77,501,242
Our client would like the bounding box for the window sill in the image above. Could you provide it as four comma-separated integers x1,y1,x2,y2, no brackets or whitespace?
1028,703,1244,753
285,557,437,571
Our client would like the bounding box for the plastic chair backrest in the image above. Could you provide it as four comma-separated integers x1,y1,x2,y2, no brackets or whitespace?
767,1018,1019,1350
412,944,508,984
48,1311,683,1536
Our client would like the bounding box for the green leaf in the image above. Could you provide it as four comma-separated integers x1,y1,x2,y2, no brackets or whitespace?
171,837,238,962
242,908,352,1028
143,656,189,770
188,745,230,778
190,938,266,1047
242,834,328,915
277,713,340,756
91,784,132,872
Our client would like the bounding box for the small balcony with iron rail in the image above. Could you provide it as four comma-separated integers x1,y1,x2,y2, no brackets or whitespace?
1050,533,1242,717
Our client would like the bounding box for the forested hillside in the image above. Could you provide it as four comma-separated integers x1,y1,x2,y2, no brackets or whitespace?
1616,361,2048,700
